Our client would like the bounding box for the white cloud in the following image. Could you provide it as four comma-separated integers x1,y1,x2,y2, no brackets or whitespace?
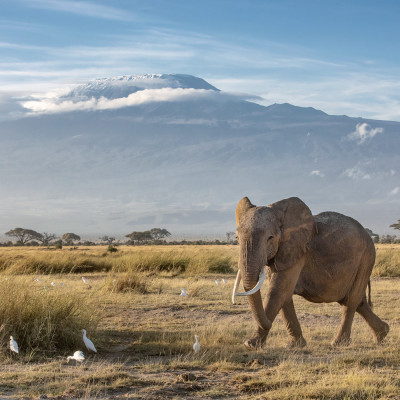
390,187,399,195
310,170,325,177
348,123,383,144
345,166,371,180
21,88,223,115
21,0,132,21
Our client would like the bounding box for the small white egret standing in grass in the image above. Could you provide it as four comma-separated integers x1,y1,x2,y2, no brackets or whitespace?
180,288,188,297
215,280,221,285
51,281,56,286
9,336,19,354
82,277,89,284
193,335,200,353
67,350,85,363
221,279,227,284
82,329,97,352
34,278,42,283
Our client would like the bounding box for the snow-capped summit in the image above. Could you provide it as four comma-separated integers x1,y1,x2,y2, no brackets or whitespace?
64,74,219,100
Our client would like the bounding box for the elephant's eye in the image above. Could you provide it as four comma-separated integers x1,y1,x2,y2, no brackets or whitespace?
267,235,274,241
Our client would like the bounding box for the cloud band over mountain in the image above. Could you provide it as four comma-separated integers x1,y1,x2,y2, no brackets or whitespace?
22,87,223,115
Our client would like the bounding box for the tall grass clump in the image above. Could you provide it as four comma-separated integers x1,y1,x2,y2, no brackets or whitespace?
373,245,400,277
112,247,237,275
2,252,113,274
0,278,99,356
106,271,149,293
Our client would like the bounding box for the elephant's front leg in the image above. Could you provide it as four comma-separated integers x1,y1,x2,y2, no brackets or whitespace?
245,263,303,349
280,298,307,348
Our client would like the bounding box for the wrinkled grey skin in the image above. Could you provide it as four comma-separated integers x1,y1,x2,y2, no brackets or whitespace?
236,196,389,349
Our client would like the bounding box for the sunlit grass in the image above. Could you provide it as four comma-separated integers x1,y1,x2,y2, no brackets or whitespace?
0,277,100,359
0,245,398,398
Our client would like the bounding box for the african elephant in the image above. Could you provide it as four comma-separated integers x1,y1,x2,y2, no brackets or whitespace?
232,196,389,348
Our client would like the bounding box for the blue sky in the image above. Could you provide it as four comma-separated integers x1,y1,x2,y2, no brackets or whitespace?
1,0,400,120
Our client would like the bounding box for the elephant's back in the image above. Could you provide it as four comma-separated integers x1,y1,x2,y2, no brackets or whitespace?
313,211,373,248
297,211,375,303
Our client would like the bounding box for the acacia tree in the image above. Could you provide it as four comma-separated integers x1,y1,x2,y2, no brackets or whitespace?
390,219,400,231
125,231,153,244
99,235,115,245
5,228,42,245
62,233,81,245
226,231,236,243
37,232,58,246
149,228,171,240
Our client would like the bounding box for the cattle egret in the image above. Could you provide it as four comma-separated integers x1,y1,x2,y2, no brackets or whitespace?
193,335,200,353
67,350,85,363
34,278,42,283
82,277,89,284
51,281,56,286
222,279,227,284
82,329,97,352
9,336,19,354
215,280,221,285
180,288,188,297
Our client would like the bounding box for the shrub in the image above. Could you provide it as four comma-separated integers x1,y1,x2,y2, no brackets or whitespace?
107,245,118,253
107,271,149,294
208,257,234,273
0,278,99,356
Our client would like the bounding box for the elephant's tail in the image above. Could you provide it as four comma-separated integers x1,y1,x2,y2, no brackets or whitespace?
367,279,373,308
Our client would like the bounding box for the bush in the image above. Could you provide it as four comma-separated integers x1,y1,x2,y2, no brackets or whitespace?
0,278,99,356
107,245,118,253
208,257,234,273
107,271,148,294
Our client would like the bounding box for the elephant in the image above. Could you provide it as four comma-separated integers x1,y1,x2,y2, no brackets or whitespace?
232,196,389,349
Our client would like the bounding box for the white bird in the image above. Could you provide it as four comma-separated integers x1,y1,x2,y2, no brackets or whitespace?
221,279,227,284
9,336,19,354
51,281,56,286
82,329,97,352
180,288,188,297
193,335,200,353
67,350,85,363
82,277,89,284
34,278,42,283
215,280,221,285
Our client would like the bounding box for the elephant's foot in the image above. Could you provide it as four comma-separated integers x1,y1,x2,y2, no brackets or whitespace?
374,322,389,344
287,336,307,348
244,330,268,350
331,335,351,347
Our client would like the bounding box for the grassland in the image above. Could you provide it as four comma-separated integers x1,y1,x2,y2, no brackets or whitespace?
0,244,399,399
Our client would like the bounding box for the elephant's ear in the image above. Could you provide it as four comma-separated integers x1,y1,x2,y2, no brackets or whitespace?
236,197,255,226
269,197,316,271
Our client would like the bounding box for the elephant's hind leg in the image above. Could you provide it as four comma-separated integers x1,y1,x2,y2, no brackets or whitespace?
356,296,389,343
280,298,307,348
331,305,356,346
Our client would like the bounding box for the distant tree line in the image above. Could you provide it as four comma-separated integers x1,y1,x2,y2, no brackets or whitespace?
365,228,400,244
4,224,398,247
2,227,237,247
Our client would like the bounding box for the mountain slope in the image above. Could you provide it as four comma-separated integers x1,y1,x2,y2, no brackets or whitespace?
0,74,399,237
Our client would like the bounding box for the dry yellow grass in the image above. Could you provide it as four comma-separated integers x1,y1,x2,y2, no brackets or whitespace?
0,245,399,399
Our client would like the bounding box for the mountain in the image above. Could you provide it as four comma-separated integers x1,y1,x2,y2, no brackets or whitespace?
0,74,399,238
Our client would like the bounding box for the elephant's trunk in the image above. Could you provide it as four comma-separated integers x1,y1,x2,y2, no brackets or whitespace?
236,240,271,332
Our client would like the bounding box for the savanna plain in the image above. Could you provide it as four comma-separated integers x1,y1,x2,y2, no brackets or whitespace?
0,244,399,399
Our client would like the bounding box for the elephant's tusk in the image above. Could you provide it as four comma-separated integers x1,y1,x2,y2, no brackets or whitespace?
235,266,267,298
231,269,242,304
